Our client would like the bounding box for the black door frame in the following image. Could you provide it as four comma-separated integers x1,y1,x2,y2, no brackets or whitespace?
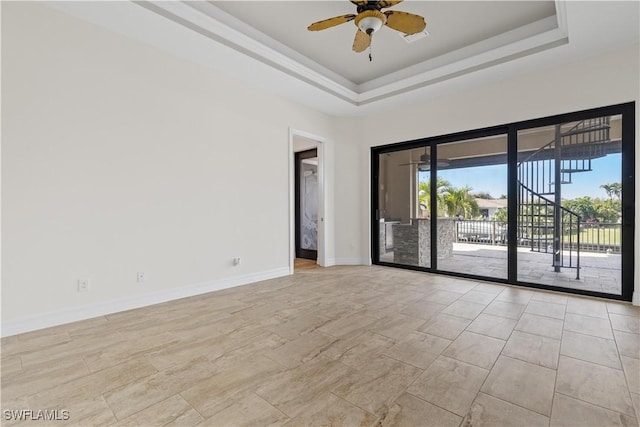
371,102,635,301
295,148,319,261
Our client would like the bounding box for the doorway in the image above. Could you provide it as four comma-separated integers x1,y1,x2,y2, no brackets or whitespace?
289,128,327,273
295,149,318,261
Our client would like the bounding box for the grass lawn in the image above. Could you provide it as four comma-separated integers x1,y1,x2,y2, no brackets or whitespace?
576,226,621,246
531,226,621,247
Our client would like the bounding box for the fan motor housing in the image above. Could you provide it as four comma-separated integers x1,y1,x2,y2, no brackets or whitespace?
356,1,383,13
354,10,387,35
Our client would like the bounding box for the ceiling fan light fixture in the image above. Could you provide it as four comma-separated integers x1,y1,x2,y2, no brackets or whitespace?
307,1,426,57
355,10,386,35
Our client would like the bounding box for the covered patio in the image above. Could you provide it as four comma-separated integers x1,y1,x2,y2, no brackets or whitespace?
381,242,622,296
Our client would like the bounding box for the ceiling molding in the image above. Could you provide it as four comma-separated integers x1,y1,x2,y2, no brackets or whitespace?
186,1,358,91
136,1,360,105
141,1,567,106
360,37,568,106
358,18,568,104
358,15,563,93
555,0,569,38
42,1,639,116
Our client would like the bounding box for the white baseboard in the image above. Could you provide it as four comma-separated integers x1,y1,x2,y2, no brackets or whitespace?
1,267,291,337
322,258,335,267
331,258,371,266
633,290,639,306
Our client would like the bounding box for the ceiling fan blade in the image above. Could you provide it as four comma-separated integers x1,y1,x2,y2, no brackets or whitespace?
353,29,371,52
384,10,426,35
350,0,368,6
308,14,356,31
378,0,403,8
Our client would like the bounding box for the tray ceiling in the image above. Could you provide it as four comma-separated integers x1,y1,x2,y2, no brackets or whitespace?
168,0,568,103
44,1,640,115
209,1,557,85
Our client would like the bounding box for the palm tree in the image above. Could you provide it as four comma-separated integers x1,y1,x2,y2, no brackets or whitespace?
600,182,621,200
418,177,450,218
419,180,479,219
442,186,480,218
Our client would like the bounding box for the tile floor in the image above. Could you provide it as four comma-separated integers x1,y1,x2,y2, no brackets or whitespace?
1,265,639,426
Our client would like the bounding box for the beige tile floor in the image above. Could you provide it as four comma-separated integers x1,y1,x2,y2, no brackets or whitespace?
1,265,639,426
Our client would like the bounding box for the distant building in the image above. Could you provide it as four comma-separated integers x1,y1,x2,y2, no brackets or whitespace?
475,198,508,219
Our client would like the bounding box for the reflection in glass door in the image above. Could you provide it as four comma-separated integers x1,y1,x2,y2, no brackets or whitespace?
435,135,508,279
377,146,431,268
516,115,623,296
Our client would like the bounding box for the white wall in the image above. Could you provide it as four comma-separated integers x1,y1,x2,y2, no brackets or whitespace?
333,44,639,299
3,3,639,335
1,2,336,333
332,118,370,265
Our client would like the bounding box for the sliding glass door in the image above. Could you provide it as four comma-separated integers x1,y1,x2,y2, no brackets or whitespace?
373,130,508,277
372,103,634,301
516,114,625,297
376,146,431,268
435,135,508,279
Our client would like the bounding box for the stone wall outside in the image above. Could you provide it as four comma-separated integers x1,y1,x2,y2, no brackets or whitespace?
393,218,454,267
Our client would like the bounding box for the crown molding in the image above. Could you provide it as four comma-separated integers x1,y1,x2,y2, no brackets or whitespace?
42,1,637,116
140,1,567,106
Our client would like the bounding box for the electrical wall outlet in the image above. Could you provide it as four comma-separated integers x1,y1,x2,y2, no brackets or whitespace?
137,272,145,283
78,279,89,292
233,257,241,266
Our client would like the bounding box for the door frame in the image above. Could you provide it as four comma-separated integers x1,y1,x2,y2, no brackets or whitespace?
289,128,327,273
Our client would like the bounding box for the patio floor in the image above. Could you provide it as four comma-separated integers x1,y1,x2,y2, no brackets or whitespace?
381,243,622,296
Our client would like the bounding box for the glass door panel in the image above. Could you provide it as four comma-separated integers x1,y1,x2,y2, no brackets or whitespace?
377,146,431,268
435,135,509,279
516,115,623,296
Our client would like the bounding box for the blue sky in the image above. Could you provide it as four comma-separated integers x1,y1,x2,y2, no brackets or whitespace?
419,153,621,200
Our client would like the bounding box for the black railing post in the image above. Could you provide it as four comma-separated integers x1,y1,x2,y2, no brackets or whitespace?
553,125,562,271
576,220,581,280
491,221,496,245
567,213,571,268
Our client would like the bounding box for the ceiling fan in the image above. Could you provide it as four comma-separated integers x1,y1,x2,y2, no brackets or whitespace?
307,0,426,60
399,147,450,170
